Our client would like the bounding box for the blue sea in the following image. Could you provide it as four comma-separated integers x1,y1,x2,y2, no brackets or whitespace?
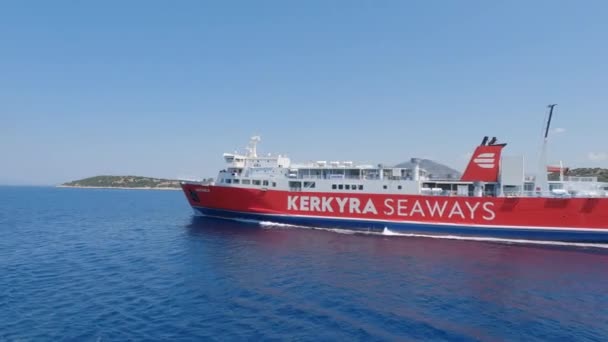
1,186,607,341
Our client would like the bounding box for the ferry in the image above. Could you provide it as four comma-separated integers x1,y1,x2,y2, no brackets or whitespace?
181,109,608,242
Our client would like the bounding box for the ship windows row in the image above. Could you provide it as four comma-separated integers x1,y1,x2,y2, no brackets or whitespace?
332,184,364,191
221,178,277,187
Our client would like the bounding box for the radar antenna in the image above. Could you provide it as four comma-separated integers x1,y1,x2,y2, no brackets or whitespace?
246,136,261,158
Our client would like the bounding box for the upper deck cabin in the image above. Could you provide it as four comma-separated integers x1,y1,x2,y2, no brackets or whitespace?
287,160,428,182
219,136,430,183
212,136,608,198
215,138,464,195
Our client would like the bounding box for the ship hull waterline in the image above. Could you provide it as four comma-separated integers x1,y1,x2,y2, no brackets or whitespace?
182,184,608,243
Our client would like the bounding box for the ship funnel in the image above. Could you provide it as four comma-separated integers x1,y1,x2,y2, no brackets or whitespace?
461,137,507,182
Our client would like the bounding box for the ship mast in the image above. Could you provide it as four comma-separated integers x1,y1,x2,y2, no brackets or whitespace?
246,136,261,158
537,104,557,194
544,104,557,139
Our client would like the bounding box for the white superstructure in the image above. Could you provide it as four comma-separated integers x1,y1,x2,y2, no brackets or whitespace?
211,136,608,199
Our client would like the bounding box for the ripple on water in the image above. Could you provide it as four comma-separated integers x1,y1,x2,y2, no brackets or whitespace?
1,187,607,341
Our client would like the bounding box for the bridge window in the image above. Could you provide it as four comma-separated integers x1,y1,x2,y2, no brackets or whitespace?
253,180,261,186
338,184,343,190
242,179,251,185
304,181,315,188
358,185,363,190
345,184,350,190
263,180,269,186
272,182,276,187
351,184,356,190
233,179,240,184
289,181,302,188
332,184,337,190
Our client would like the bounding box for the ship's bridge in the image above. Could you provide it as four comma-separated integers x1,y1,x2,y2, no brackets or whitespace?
223,153,290,169
220,136,291,182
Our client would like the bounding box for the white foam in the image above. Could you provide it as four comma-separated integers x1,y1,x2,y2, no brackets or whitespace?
259,221,304,228
232,218,608,249
381,228,608,249
259,221,375,235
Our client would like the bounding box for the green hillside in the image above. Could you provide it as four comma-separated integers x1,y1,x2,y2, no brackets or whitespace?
566,168,608,182
62,175,181,189
548,168,608,182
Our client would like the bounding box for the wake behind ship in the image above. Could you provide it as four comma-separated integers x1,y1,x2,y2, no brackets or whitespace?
180,119,608,242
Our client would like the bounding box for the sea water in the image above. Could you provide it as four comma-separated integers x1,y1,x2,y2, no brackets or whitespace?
1,186,607,341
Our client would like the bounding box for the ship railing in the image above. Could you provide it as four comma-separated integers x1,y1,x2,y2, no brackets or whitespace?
437,190,599,198
292,175,364,180
416,188,608,198
501,190,608,198
292,174,407,181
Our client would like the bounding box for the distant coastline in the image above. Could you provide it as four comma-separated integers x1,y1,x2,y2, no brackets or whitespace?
59,175,185,190
56,185,180,191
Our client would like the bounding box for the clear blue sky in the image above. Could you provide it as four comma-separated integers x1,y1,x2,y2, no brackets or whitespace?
1,1,607,185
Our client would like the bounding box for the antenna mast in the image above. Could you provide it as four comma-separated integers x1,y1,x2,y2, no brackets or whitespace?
537,104,557,195
247,136,261,158
544,104,557,139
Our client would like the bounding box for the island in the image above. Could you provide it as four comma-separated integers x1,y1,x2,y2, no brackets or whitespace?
59,175,183,190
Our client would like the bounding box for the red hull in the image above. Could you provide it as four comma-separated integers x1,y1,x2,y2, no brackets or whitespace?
181,183,608,231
